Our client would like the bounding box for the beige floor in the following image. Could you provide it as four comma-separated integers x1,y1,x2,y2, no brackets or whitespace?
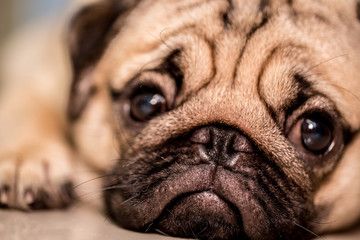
0,203,182,240
0,202,359,240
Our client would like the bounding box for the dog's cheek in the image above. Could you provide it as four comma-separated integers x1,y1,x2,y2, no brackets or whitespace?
71,90,118,171
313,133,360,233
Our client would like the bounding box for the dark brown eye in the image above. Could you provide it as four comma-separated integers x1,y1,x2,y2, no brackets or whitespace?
130,91,167,121
287,107,345,171
301,116,333,153
287,112,337,155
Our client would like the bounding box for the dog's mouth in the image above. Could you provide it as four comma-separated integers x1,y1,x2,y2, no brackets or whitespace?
143,165,245,239
106,164,248,239
105,162,311,240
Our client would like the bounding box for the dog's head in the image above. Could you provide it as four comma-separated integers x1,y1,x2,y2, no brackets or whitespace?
68,0,360,239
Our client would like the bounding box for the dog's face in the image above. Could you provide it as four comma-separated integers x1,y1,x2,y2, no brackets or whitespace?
68,0,360,239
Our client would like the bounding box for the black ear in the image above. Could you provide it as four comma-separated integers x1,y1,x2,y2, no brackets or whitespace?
68,0,139,120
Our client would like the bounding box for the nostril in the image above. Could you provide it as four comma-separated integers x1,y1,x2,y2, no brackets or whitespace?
197,145,212,162
190,127,211,144
190,125,255,168
232,134,254,153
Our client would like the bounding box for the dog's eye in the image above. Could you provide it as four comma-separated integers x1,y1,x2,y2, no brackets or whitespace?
130,91,167,121
288,113,335,154
301,115,333,153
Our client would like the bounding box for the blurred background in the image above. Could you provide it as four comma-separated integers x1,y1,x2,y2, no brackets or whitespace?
0,0,76,120
0,0,70,44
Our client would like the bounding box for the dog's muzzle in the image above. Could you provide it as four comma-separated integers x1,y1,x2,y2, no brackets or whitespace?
105,125,309,240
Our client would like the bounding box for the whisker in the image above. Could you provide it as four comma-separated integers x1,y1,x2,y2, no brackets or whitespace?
148,27,176,52
325,83,360,103
73,175,116,190
103,215,111,224
144,222,154,233
77,191,104,200
102,184,136,191
119,195,139,206
154,228,171,237
294,222,325,240
309,54,349,71
77,184,140,200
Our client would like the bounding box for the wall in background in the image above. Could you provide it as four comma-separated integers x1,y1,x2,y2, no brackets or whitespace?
0,0,13,43
0,0,70,43
12,0,70,27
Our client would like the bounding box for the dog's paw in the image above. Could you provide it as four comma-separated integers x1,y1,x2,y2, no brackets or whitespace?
0,142,75,210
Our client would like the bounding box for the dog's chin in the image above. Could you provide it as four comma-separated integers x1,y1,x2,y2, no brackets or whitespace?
155,191,244,239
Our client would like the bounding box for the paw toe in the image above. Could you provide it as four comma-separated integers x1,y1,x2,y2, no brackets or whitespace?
0,185,10,207
0,152,75,210
25,182,75,210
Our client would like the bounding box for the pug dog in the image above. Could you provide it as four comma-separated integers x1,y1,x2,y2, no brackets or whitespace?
1,0,360,240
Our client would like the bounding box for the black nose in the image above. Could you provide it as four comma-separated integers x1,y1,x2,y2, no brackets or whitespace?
190,125,254,168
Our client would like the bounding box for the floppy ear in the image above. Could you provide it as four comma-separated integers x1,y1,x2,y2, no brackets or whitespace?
67,0,139,120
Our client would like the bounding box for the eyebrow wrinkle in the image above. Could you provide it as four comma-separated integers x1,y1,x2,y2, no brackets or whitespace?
259,0,269,12
177,52,216,107
256,46,280,123
222,0,234,28
282,74,313,129
171,36,216,109
159,49,184,91
232,10,270,86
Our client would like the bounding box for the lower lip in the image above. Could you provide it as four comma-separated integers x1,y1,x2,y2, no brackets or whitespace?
152,191,245,239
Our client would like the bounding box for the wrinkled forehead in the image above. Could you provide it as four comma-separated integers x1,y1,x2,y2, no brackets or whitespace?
99,0,229,83
96,0,360,128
